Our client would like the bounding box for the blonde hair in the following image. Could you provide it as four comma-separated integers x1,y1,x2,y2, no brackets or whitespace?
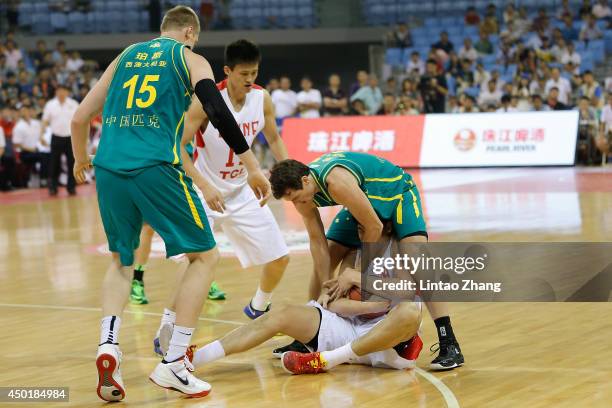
160,5,200,33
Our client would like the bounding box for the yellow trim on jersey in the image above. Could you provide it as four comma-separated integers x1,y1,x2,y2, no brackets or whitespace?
179,45,191,90
178,171,204,229
172,112,185,164
367,193,404,224
408,188,420,218
364,174,403,182
171,43,190,95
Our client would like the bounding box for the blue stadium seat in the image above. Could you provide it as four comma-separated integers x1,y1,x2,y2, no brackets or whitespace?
229,7,247,28
108,11,123,32
605,31,612,52
124,11,140,33
32,13,52,35
424,17,437,27
18,2,33,27
84,12,96,33
385,48,403,67
139,11,150,32
296,6,314,28
588,40,605,63
51,12,68,32
464,87,480,98
123,0,138,12
68,12,87,33
34,2,49,13
92,0,106,11
245,8,264,29
280,7,298,28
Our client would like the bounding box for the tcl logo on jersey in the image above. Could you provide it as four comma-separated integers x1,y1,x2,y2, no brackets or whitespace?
453,129,477,152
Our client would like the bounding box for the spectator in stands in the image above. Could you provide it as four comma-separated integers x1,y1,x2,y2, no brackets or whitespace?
66,51,84,72
478,79,502,108
406,51,425,76
580,71,603,107
296,76,322,119
383,77,397,95
526,29,546,50
419,59,447,113
531,8,550,33
503,4,516,26
271,76,298,120
0,125,4,158
4,40,22,72
474,62,491,88
497,94,518,112
576,95,600,163
52,41,67,64
512,6,531,38
12,105,48,187
460,94,478,113
560,15,579,43
397,96,420,115
497,36,516,67
464,6,480,26
564,60,580,78
579,0,594,19
545,68,572,105
560,42,581,67
17,71,33,97
579,14,603,41
596,93,612,161
322,74,347,116
488,69,506,92
0,123,8,190
31,41,47,71
531,94,550,111
199,0,215,31
0,107,16,191
349,99,368,116
266,78,279,94
386,22,413,49
480,12,499,36
546,87,569,110
41,84,79,196
446,52,461,78
432,32,454,56
551,37,567,63
459,38,478,62
350,70,368,96
475,32,494,56
400,79,421,109
379,93,397,115
350,74,383,115
592,0,611,22
456,59,474,94
513,74,533,111
536,36,555,63
557,0,574,21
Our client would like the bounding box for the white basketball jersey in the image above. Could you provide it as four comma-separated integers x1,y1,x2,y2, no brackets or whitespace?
194,79,265,196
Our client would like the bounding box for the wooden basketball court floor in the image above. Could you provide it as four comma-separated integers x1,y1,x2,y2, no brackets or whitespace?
1,167,611,407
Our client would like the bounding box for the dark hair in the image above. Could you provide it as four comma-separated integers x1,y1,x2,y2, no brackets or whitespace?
580,96,590,102
501,94,511,103
269,159,310,199
225,39,261,69
426,58,437,65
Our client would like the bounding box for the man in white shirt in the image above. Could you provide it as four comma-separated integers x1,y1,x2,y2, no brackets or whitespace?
406,51,425,75
496,94,519,112
41,85,79,195
478,79,503,108
271,76,298,121
13,105,49,187
66,51,85,72
458,38,478,62
3,40,23,72
296,76,322,118
597,93,612,161
545,68,572,105
592,0,611,19
560,42,581,66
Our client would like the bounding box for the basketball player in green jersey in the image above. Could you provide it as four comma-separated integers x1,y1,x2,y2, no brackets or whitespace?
71,6,270,401
269,152,464,370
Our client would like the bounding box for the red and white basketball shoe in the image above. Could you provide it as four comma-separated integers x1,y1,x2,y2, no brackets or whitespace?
96,343,126,402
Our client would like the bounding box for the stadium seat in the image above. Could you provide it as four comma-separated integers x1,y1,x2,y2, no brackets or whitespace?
123,11,140,33
50,12,68,32
280,7,298,28
605,31,612,52
296,6,314,28
33,2,49,13
67,12,87,34
245,8,264,29
31,13,52,35
385,48,403,67
138,11,150,32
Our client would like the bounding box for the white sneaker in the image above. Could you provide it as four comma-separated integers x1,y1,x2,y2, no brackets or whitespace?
96,343,125,402
149,358,211,398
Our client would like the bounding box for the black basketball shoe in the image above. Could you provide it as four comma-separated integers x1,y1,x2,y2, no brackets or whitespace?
430,340,464,371
272,340,310,358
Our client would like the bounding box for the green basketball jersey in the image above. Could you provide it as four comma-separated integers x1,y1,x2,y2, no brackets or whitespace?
94,37,193,175
309,152,415,220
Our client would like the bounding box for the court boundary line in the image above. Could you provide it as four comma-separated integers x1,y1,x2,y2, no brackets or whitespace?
0,302,460,407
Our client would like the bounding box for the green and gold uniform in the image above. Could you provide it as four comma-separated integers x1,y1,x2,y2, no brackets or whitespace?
94,37,214,266
308,152,427,248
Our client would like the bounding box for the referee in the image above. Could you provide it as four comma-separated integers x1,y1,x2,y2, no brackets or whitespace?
41,84,79,195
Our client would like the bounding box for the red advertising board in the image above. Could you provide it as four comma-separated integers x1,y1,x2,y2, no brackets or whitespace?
281,115,426,167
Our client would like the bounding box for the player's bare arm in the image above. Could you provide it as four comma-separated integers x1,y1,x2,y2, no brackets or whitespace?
184,49,271,205
262,90,289,161
326,167,383,242
180,96,225,213
71,56,119,184
296,201,331,299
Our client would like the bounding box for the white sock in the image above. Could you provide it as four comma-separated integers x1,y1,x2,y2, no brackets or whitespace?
192,340,225,367
251,286,272,311
321,343,358,369
157,308,176,336
165,325,194,362
99,316,121,345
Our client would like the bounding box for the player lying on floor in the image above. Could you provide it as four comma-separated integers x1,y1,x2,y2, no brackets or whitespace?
158,243,423,374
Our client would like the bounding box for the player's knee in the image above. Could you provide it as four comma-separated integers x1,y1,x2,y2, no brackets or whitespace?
392,303,421,333
272,254,290,269
269,304,293,329
141,224,155,238
188,247,220,266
